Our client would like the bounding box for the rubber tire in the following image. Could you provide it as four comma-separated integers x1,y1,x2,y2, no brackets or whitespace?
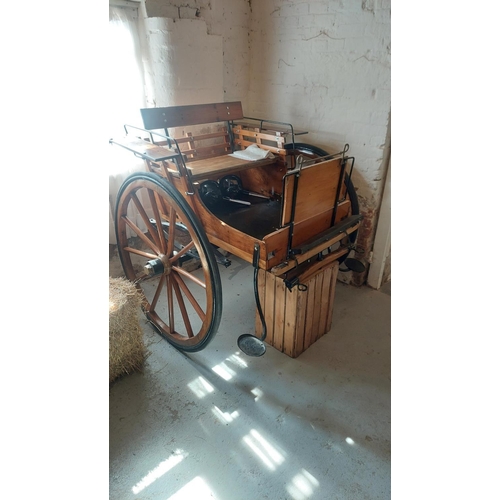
115,172,222,352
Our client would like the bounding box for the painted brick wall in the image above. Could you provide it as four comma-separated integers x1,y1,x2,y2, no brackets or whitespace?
246,0,391,284
247,0,390,207
137,0,391,284
142,0,252,107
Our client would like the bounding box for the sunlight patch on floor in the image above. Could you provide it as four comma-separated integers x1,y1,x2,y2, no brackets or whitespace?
286,469,320,500
212,361,236,381
242,429,286,471
212,405,239,424
187,376,215,398
226,352,248,369
132,449,187,494
251,387,264,401
166,476,218,499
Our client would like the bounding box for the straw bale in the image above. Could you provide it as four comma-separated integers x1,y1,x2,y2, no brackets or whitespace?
109,277,147,383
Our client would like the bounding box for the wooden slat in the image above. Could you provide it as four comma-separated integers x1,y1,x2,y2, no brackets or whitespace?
232,126,286,145
182,142,232,158
273,278,286,352
303,275,317,351
269,223,359,276
262,228,289,272
283,285,299,357
290,209,334,248
264,271,276,346
294,287,308,357
334,199,351,223
175,131,229,144
259,258,339,358
234,137,286,155
296,249,345,284
141,102,244,130
318,266,333,337
325,262,340,334
186,154,276,180
311,272,324,345
233,121,309,137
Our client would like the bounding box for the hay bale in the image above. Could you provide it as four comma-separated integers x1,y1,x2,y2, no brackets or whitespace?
109,277,147,383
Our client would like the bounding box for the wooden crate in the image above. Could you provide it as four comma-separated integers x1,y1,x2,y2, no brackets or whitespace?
255,260,339,358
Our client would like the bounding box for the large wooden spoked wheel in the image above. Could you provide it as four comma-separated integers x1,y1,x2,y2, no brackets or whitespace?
285,143,360,263
115,172,222,352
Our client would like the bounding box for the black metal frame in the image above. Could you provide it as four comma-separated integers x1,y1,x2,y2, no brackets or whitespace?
279,145,355,260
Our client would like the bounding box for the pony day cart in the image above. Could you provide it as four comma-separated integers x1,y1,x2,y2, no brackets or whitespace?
110,102,363,357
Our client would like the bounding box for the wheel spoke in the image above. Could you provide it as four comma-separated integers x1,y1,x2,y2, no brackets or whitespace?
169,240,195,264
172,265,206,288
148,189,167,254
166,205,177,258
131,192,162,249
172,273,206,321
123,215,161,255
115,173,221,351
172,278,194,338
123,246,158,260
167,276,174,333
150,274,166,312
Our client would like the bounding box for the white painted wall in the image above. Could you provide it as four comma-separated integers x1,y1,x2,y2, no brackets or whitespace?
141,16,224,106
141,0,252,107
131,0,391,283
246,0,391,212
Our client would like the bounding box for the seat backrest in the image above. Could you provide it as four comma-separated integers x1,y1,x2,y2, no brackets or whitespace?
140,102,244,162
140,101,244,131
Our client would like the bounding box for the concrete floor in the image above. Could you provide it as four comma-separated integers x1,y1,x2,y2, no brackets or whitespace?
109,254,391,500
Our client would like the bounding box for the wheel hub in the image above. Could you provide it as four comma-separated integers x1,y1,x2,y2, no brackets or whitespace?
144,255,172,276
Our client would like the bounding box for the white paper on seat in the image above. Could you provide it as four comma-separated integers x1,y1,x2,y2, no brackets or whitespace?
229,143,275,161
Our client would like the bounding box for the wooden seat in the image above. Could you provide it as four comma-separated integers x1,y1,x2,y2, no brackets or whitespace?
186,155,276,181
140,101,282,179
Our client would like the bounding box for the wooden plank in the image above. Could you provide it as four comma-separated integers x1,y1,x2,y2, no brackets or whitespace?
290,209,334,248
325,261,340,333
182,142,232,158
232,126,286,146
260,259,340,358
273,278,286,352
334,199,351,223
283,285,298,357
318,265,333,338
296,250,344,284
186,155,276,180
233,120,308,137
310,272,324,344
264,272,276,346
238,163,286,200
281,157,342,226
303,275,317,351
141,102,244,130
234,137,286,155
175,130,229,144
269,224,359,275
262,228,289,271
294,286,308,357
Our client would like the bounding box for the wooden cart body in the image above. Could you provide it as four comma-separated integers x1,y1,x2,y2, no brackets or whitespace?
113,102,360,273
110,101,362,354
